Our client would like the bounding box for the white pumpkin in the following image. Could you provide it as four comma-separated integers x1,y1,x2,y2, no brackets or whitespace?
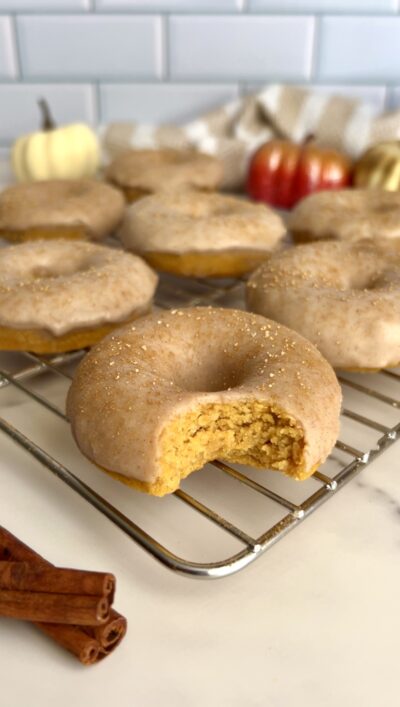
12,99,100,182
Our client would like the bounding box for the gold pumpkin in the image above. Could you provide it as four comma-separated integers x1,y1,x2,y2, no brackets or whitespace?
353,141,400,191
12,99,100,182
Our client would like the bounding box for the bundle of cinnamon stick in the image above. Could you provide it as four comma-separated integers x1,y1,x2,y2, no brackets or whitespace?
0,526,127,665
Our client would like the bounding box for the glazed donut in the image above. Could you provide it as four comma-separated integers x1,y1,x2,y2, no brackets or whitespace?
0,240,158,353
67,307,341,496
0,179,125,243
105,149,223,202
118,190,286,277
247,239,400,371
288,188,400,244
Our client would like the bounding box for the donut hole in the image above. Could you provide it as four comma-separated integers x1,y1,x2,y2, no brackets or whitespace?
162,193,240,221
159,401,305,494
171,198,221,220
362,274,387,290
29,258,93,281
30,265,65,280
174,360,245,393
348,270,389,291
363,269,400,290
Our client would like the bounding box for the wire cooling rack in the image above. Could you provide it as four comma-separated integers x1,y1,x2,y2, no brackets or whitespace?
1,273,400,579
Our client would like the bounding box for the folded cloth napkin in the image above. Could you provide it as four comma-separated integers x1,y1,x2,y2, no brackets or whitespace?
102,83,400,190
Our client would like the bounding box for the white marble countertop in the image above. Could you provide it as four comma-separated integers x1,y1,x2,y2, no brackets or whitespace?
0,161,399,707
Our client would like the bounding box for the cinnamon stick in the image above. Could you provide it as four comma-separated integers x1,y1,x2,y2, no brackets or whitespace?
0,528,126,664
0,561,115,600
0,527,48,564
38,623,101,666
86,608,127,650
0,589,110,625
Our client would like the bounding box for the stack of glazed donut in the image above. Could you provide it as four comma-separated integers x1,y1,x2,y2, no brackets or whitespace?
2,145,399,497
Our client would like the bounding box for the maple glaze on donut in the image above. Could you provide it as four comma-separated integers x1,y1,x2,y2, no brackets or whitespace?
67,307,341,496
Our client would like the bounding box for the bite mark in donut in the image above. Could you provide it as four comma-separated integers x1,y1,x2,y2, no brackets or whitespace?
67,307,341,496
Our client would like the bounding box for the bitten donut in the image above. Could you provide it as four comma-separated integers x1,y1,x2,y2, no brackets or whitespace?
118,190,286,277
0,240,158,353
105,149,223,202
288,188,400,244
0,179,125,242
67,307,341,496
247,239,400,371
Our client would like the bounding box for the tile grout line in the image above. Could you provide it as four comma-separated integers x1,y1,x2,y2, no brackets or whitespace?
310,14,320,81
162,13,170,82
1,77,396,87
238,80,249,98
0,7,398,123
93,81,101,129
9,13,22,82
383,84,389,110
2,9,400,17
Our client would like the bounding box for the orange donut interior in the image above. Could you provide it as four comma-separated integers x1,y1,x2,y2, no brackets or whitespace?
0,225,91,243
0,310,150,354
143,250,272,278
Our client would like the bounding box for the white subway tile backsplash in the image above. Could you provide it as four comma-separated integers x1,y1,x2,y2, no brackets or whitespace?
0,3,399,148
318,17,400,81
96,1,241,10
169,16,314,81
17,15,163,80
0,17,17,79
0,1,89,9
0,84,96,143
100,83,239,124
250,1,397,12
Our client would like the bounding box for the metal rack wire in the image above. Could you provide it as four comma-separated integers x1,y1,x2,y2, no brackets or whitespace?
1,273,400,579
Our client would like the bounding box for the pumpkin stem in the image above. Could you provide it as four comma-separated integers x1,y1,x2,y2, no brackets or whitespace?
38,98,56,131
303,133,315,145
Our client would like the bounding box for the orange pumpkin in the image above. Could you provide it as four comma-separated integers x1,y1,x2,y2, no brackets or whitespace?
246,137,352,209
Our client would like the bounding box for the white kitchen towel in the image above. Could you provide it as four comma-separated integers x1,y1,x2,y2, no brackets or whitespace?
102,83,400,190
